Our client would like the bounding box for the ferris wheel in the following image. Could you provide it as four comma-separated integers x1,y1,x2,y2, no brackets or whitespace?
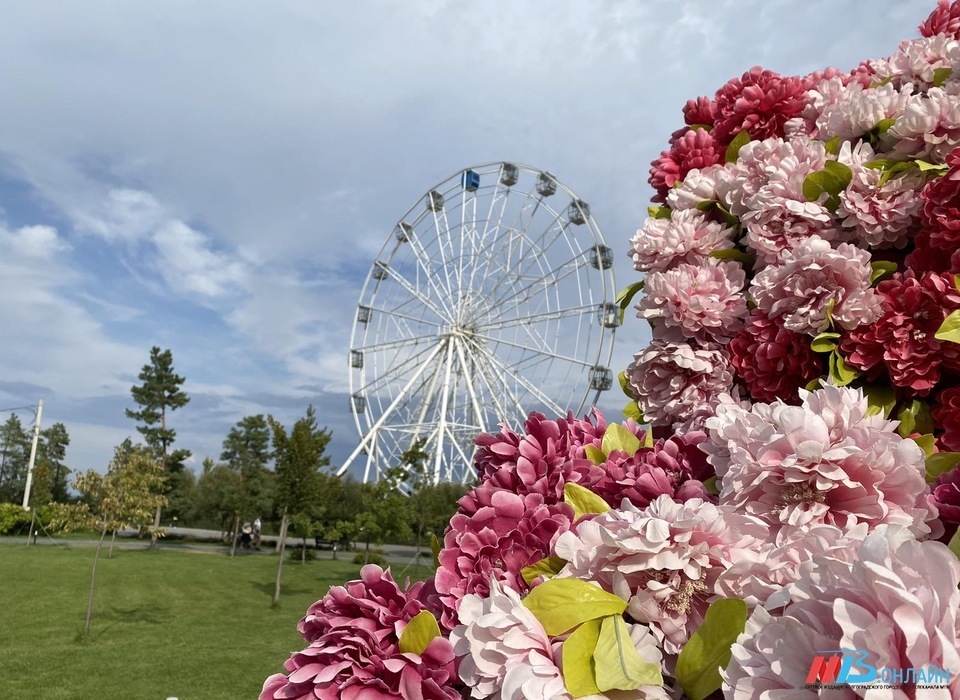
338,162,618,485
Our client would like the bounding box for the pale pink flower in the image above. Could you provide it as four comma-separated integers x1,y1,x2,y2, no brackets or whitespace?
869,34,960,90
740,194,839,266
705,384,941,537
627,340,735,431
889,86,960,161
636,258,748,342
628,209,735,273
665,164,726,211
815,81,913,141
724,532,960,699
555,496,767,656
749,235,882,335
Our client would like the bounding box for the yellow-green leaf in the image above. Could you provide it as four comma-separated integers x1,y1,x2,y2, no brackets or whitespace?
805,376,826,391
936,310,960,345
430,533,442,569
926,452,960,484
870,260,897,285
703,476,720,495
825,297,837,328
594,615,663,692
622,401,643,422
521,556,568,586
564,482,611,521
863,384,896,419
949,530,960,561
584,444,606,466
934,67,954,87
398,610,441,656
616,281,646,311
828,351,860,387
522,579,627,636
954,274,960,294
708,248,756,267
676,599,749,700
824,136,841,155
875,117,896,134
643,428,654,449
897,399,934,438
647,205,671,220
913,434,937,457
810,332,840,354
562,618,603,698
725,130,751,164
618,370,635,399
601,424,642,457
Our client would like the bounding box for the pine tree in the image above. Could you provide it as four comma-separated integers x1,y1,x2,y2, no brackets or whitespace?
37,422,71,503
0,414,30,504
221,415,274,555
125,346,190,539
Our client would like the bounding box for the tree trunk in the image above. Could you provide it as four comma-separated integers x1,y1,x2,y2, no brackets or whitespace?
108,530,117,559
273,510,288,605
230,514,240,558
301,536,306,564
150,504,161,550
84,523,109,640
26,508,37,548
364,537,370,565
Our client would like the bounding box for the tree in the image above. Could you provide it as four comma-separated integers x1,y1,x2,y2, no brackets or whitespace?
221,415,274,556
73,443,166,640
0,414,30,504
125,346,190,544
189,457,241,535
37,422,71,503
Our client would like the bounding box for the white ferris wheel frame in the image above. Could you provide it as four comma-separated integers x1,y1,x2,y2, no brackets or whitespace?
339,162,618,486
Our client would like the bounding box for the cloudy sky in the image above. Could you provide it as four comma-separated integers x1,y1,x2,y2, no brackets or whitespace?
0,0,934,477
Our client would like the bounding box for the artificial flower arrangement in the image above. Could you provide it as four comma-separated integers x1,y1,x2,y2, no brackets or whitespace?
262,2,960,698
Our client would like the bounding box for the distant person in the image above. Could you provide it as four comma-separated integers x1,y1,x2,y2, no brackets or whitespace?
252,517,262,549
240,523,252,550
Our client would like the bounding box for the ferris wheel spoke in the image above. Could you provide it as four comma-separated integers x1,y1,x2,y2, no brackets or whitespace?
429,209,458,306
378,264,451,320
478,345,567,417
475,303,596,332
467,177,507,295
483,256,585,322
472,330,595,370
356,341,445,394
453,336,487,435
354,332,439,356
471,346,529,424
400,229,456,319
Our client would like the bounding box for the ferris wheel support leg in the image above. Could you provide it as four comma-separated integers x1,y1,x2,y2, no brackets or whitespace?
432,339,456,485
337,341,446,478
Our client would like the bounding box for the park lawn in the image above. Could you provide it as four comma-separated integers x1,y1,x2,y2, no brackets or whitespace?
0,544,365,699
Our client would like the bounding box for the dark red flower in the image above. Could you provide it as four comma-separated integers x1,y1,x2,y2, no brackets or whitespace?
648,128,722,203
920,0,960,39
711,67,810,146
920,147,960,250
934,387,960,452
932,467,960,525
683,96,717,128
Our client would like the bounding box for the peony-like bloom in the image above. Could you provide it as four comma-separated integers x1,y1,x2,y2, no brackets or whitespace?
934,387,960,451
682,95,717,129
932,466,960,527
840,270,960,394
636,258,748,342
629,208,736,273
648,128,722,203
815,81,913,142
555,496,767,655
665,164,726,211
434,489,573,628
750,235,882,335
705,384,941,536
728,310,823,403
868,34,960,89
724,532,960,699
921,0,960,39
889,87,960,161
260,565,460,700
921,145,960,250
627,340,735,431
711,67,811,146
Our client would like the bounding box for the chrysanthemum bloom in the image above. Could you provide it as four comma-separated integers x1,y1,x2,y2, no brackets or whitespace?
665,164,726,211
889,87,960,162
920,0,960,39
434,490,573,628
627,340,735,431
724,531,960,699
921,145,960,249
682,95,718,130
711,67,811,146
815,81,913,142
932,467,960,528
450,579,668,700
838,141,923,249
705,384,941,536
629,209,735,273
636,258,748,342
555,496,767,655
869,34,960,89
840,270,960,394
750,235,882,335
648,128,722,203
934,387,960,451
260,565,460,700
728,310,823,403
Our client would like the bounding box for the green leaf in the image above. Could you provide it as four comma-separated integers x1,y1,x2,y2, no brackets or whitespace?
675,599,749,700
703,476,720,495
954,274,960,294
870,261,897,285
935,310,960,345
862,384,896,419
708,248,756,266
828,351,860,387
622,401,643,422
725,130,751,164
949,531,960,561
874,117,896,134
618,370,635,399
916,159,949,174
584,444,607,466
695,200,717,212
802,162,852,212
823,159,853,183
647,205,672,220
594,614,663,692
824,136,841,155
810,332,840,354
913,433,937,457
897,399,934,437
805,376,825,391
521,556,568,586
864,158,894,170
601,424,642,457
642,428,654,449
562,618,603,698
565,482,611,520
688,123,712,132
616,281,646,312
430,533,442,569
934,66,954,87
522,579,627,636
925,452,960,484
825,297,837,328
398,610,441,656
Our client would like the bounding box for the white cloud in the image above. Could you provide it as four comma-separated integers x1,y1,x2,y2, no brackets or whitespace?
152,220,248,299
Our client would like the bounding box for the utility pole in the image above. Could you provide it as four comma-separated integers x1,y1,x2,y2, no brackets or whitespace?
21,399,44,511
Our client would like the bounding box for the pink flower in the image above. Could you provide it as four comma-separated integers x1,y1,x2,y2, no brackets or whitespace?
434,490,573,629
648,128,722,203
705,384,941,536
665,164,726,211
889,87,960,161
920,0,960,39
728,310,822,403
869,35,960,89
840,271,960,394
628,209,735,273
815,81,913,142
711,67,811,146
682,96,717,129
636,258,748,342
934,387,960,451
260,565,460,700
921,145,960,250
932,466,960,526
555,496,767,655
724,532,960,699
749,235,882,335
627,340,735,431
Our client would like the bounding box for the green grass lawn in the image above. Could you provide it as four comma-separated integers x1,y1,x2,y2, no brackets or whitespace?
0,544,367,699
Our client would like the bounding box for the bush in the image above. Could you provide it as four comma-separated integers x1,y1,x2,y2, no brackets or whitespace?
0,503,31,535
352,552,386,567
